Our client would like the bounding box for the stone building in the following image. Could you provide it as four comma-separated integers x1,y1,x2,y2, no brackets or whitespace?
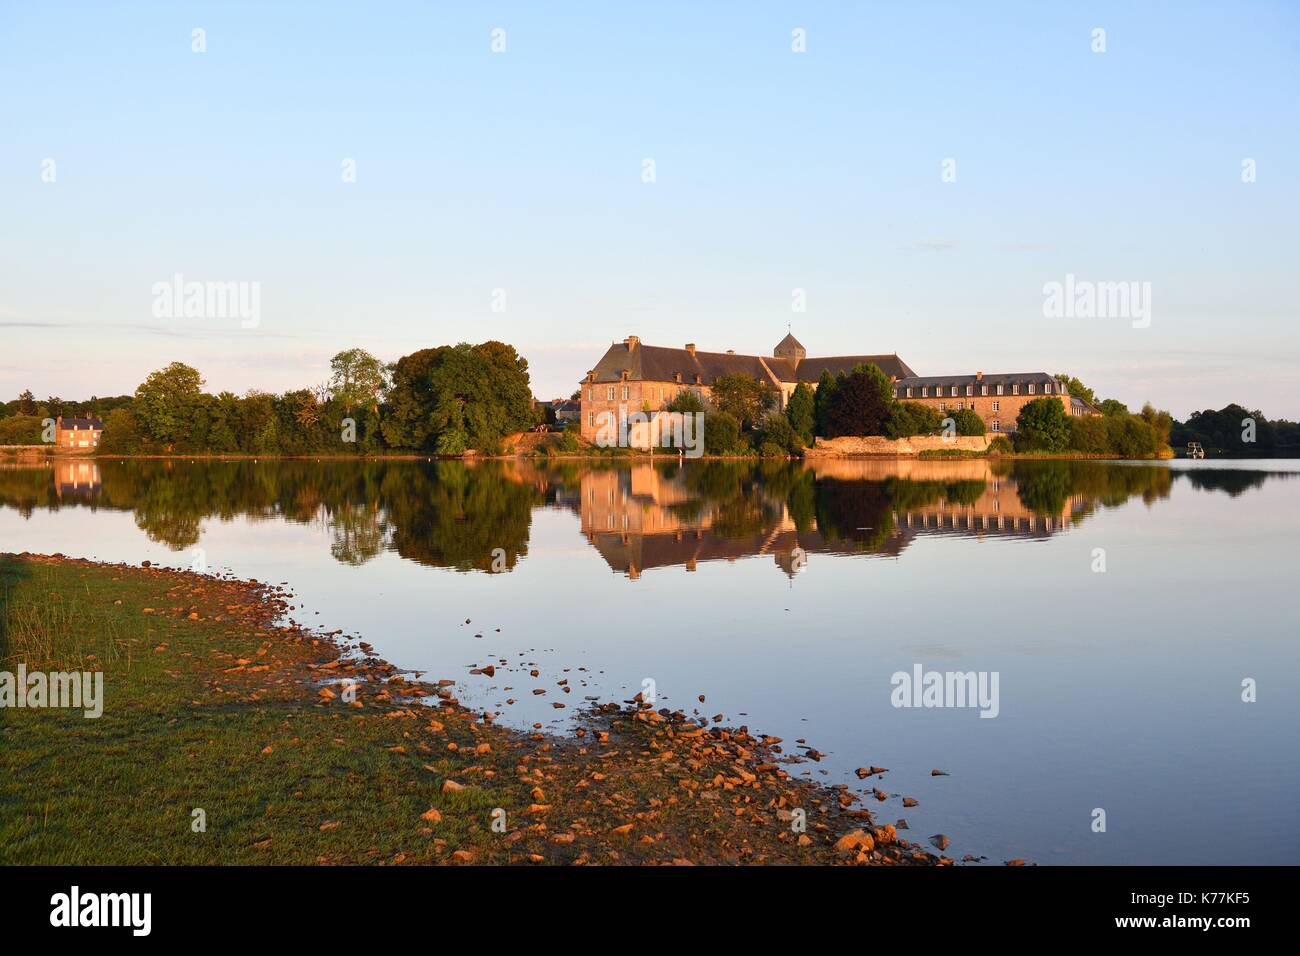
578,334,1096,440
54,416,103,449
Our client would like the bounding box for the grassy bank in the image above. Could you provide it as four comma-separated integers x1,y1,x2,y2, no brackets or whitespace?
0,554,942,866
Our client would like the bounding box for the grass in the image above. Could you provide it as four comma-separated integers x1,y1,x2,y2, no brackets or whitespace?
0,554,937,866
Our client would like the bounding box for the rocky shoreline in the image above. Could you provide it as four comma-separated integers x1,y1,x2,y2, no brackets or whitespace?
1,552,976,865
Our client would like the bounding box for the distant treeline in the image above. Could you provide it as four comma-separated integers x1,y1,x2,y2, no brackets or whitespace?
1170,404,1300,454
0,343,538,455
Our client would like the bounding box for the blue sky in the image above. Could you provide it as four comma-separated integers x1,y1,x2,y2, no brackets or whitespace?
2,1,1297,417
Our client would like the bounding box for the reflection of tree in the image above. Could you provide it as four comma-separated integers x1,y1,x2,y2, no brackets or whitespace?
1011,461,1174,515
814,478,894,551
329,502,387,566
1180,470,1273,497
383,462,539,571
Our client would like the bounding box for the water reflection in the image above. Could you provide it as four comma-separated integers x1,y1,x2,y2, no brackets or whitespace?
2,457,1288,577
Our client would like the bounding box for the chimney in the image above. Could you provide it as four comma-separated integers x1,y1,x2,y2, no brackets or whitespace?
976,371,984,381
685,343,696,355
624,335,639,351
726,349,735,354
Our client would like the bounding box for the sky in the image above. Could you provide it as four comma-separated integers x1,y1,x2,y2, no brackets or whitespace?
2,1,1297,419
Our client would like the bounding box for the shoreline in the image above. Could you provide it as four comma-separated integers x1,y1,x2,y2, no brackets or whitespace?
0,553,960,866
2,449,1181,463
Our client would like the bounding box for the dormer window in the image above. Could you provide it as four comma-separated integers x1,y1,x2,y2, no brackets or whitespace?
906,386,913,398
996,384,1003,395
950,385,958,397
674,373,682,384
921,386,928,397
1028,383,1035,395
965,385,973,396
980,385,988,396
1012,383,1020,395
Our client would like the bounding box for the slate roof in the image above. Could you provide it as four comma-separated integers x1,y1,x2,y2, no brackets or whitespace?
58,417,104,430
893,372,1062,397
586,342,915,386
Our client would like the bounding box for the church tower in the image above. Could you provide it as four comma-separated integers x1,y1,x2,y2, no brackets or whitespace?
774,332,806,369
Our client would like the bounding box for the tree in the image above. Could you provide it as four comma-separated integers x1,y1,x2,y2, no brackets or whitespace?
1014,397,1069,451
134,362,205,450
825,364,897,437
786,382,815,444
667,389,705,414
329,348,388,415
1139,403,1173,447
17,390,37,415
425,342,534,452
1054,374,1095,406
708,373,774,431
813,370,837,437
97,407,144,453
1098,398,1129,417
381,347,448,450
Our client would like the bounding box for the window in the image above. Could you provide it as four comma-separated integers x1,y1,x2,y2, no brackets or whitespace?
588,412,595,426
906,386,913,398
1012,383,1020,395
992,401,1000,413
965,385,973,396
606,386,615,400
921,386,928,397
991,420,1000,432
950,385,959,397
588,388,593,402
980,384,988,396
996,384,1004,396
1028,383,1035,395
621,386,630,401
939,402,946,412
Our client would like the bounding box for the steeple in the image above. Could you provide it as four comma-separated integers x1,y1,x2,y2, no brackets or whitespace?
774,332,806,368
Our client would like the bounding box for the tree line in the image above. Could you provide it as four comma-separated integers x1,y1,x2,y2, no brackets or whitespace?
0,343,537,455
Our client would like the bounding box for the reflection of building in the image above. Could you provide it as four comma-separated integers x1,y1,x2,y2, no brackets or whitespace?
55,416,103,449
575,461,1079,579
54,461,102,498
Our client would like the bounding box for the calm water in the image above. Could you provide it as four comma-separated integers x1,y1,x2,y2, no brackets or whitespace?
2,456,1297,865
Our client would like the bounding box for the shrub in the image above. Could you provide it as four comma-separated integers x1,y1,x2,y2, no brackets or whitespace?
951,407,985,436
1067,415,1111,455
1015,398,1069,451
986,435,1014,455
756,413,799,454
704,412,742,455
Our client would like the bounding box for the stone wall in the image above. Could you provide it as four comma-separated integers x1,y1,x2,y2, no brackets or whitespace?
804,435,993,457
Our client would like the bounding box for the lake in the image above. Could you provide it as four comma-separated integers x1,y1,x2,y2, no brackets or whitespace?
1,455,1296,865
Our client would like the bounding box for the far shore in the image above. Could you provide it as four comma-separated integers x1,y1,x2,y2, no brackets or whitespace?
1,447,1181,463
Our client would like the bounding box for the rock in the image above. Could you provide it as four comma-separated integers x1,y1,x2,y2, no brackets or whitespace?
420,808,442,823
871,824,897,845
931,769,949,776
833,829,875,857
441,780,466,793
902,797,918,808
930,834,949,850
